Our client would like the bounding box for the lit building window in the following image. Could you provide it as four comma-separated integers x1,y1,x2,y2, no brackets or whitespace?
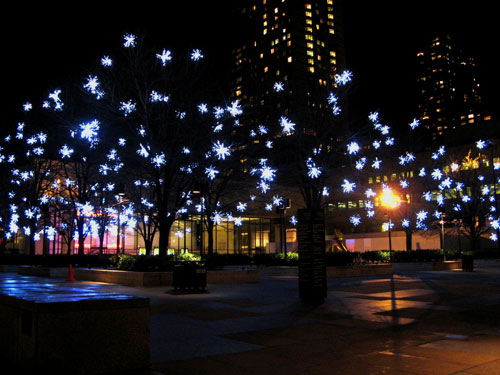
305,34,313,40
287,56,292,63
305,3,311,9
329,29,334,34
305,11,312,17
308,66,315,73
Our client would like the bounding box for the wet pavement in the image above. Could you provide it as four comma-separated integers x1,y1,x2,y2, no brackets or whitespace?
2,259,500,374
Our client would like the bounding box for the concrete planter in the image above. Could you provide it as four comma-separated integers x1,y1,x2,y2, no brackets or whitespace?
392,260,462,273
326,264,393,278
15,266,259,287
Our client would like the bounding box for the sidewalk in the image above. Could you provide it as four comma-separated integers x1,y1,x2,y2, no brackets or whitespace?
113,259,500,374
3,259,500,374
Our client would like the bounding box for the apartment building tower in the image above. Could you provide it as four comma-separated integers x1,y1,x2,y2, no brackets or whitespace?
231,0,346,127
416,34,491,147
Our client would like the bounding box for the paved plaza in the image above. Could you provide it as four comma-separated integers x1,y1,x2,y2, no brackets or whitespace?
3,260,500,374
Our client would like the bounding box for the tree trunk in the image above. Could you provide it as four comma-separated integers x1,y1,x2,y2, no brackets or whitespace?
206,220,215,257
98,229,106,255
405,230,412,251
158,217,174,256
77,218,85,256
144,238,153,256
29,235,36,256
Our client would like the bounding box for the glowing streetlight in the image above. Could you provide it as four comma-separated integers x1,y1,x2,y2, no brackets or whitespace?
380,187,401,262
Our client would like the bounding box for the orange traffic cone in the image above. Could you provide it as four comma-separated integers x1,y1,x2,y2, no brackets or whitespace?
67,264,75,282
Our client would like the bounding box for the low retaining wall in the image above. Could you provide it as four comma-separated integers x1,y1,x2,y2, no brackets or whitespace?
15,267,259,287
326,264,393,278
392,260,462,273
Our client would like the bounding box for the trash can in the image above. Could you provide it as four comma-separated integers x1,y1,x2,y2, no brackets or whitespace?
462,252,474,272
173,261,207,290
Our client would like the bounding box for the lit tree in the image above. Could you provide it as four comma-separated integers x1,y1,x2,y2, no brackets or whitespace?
247,72,354,213
1,118,57,255
81,34,237,256
429,147,498,251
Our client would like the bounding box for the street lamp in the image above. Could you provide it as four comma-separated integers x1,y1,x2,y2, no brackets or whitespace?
276,198,290,260
439,212,446,261
380,187,401,263
484,140,500,252
116,184,126,254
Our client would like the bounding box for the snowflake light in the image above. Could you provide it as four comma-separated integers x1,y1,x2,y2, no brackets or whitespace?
372,158,382,169
258,181,270,194
350,215,361,226
152,153,166,168
205,166,219,180
431,169,443,180
101,56,113,66
119,100,136,116
123,34,136,48
79,120,100,144
190,49,204,61
198,103,208,113
279,116,295,134
306,158,322,179
212,141,231,160
150,90,170,103
327,92,338,104
227,101,242,117
156,49,172,66
274,82,284,92
290,216,298,225
23,102,32,111
347,142,360,155
409,118,420,130
83,75,104,99
335,70,353,85
476,140,486,149
341,179,356,193
416,210,428,221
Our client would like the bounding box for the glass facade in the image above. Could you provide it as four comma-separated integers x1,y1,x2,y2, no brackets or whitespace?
24,215,273,256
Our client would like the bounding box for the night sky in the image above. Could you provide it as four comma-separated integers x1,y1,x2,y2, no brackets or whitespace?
2,1,498,130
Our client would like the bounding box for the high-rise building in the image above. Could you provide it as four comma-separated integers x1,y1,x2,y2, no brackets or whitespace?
415,34,491,147
231,0,346,126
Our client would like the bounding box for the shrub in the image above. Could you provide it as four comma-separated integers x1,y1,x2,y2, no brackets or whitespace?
252,252,298,266
324,251,359,266
176,251,201,261
360,250,390,263
112,254,136,270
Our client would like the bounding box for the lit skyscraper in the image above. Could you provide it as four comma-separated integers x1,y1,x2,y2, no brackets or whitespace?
415,34,491,147
231,0,346,126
